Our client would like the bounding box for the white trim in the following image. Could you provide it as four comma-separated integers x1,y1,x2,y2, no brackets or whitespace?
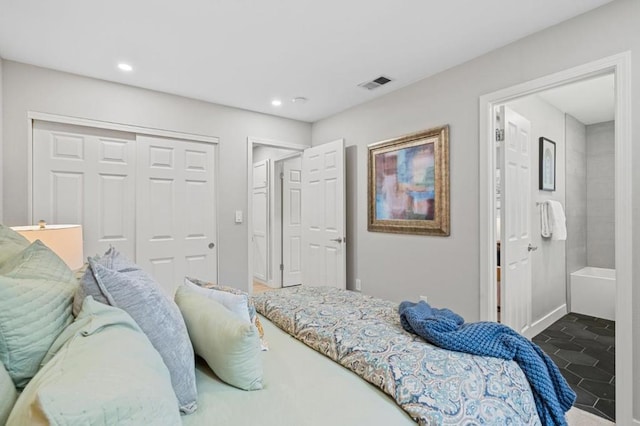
633,418,640,426
525,304,568,340
247,136,307,151
247,137,306,294
479,51,632,424
274,151,303,162
27,111,219,144
613,51,633,426
26,117,34,224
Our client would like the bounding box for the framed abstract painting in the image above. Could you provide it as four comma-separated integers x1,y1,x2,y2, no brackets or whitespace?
368,125,450,236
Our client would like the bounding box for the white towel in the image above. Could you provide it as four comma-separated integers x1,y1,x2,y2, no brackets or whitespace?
547,200,567,241
540,202,552,238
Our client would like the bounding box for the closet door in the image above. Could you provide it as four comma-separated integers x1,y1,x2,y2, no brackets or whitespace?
32,121,137,260
136,135,217,296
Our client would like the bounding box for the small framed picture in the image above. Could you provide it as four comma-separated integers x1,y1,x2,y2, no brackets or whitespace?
539,137,556,191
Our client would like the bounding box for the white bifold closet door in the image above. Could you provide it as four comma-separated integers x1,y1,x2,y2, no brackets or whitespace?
136,135,217,296
32,121,137,260
32,122,217,297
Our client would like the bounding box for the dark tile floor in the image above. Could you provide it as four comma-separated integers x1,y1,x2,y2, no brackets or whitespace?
533,313,615,422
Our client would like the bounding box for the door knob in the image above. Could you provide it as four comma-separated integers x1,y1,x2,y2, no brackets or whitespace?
329,237,344,244
527,243,537,252
208,243,215,249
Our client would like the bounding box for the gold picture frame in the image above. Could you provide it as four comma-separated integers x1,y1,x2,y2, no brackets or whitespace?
368,125,450,236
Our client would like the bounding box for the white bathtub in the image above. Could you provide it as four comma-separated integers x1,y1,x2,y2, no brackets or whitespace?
570,267,616,321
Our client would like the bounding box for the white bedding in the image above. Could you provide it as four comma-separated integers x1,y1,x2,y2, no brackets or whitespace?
183,315,415,426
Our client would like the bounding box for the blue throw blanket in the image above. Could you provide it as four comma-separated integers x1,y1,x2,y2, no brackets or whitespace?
399,301,576,426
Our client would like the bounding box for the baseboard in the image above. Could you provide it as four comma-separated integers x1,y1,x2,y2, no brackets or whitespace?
633,417,640,425
525,304,567,339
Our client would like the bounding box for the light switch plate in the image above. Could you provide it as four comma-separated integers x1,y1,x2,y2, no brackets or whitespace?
235,210,243,223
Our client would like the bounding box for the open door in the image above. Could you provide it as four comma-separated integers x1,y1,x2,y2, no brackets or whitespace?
281,155,303,287
499,106,533,334
301,139,346,289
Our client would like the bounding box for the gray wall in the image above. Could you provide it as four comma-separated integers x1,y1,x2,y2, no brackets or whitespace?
508,96,567,323
586,121,615,269
311,0,639,418
0,58,3,223
565,114,588,304
1,60,312,290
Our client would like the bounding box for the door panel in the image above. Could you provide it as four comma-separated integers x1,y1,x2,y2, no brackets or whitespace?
500,106,532,334
282,155,302,287
301,140,345,289
33,121,136,260
252,190,268,281
137,135,217,297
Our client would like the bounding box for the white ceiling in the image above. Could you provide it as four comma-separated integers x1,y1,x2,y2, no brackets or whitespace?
538,74,615,125
0,0,613,122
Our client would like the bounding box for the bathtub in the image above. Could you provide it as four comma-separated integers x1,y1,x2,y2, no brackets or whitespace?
570,267,616,321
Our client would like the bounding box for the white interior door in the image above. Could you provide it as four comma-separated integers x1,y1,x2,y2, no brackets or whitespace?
500,106,532,334
282,155,302,287
32,121,136,260
136,135,217,296
301,139,346,289
252,160,269,282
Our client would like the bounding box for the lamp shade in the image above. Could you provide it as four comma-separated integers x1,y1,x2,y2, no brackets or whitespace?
11,224,84,270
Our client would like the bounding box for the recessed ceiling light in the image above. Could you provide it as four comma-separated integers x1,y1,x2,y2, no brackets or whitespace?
117,63,133,72
271,99,282,107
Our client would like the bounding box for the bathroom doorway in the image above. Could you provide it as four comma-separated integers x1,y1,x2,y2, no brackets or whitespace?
479,53,632,423
495,73,616,421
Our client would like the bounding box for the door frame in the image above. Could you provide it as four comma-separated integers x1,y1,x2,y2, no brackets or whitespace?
246,137,307,294
479,52,632,423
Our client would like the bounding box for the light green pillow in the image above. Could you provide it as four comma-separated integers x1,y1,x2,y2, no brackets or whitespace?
176,286,263,391
7,297,181,426
0,224,29,267
0,360,17,425
0,240,77,388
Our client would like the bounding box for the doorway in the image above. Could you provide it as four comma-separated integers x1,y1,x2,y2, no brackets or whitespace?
494,74,617,420
250,141,304,290
479,53,632,423
246,137,347,295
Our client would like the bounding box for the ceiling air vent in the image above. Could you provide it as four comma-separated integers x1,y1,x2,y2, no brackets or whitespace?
358,75,393,90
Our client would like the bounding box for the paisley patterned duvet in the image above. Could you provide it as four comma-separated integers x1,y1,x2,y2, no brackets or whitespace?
253,286,541,425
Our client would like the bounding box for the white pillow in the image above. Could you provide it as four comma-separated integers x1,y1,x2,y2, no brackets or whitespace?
183,278,251,324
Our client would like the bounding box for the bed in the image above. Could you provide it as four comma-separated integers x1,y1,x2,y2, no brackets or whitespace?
184,314,415,425
186,286,541,426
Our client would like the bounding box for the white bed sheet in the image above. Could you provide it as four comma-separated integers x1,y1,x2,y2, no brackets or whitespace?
183,315,415,426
